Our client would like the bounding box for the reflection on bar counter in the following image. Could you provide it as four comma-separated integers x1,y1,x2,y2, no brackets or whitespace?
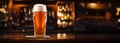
57,33,67,39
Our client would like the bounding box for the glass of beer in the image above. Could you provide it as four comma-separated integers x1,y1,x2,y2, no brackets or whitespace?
33,4,47,37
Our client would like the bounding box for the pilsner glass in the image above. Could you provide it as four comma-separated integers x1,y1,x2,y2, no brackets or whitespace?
33,4,47,37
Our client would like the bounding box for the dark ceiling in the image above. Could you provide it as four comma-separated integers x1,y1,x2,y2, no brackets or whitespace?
0,0,120,4
1,0,120,1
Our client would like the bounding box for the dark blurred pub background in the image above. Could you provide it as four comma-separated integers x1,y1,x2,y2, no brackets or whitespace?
0,0,120,34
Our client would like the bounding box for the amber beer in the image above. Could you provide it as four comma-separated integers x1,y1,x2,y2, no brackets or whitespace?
33,4,47,37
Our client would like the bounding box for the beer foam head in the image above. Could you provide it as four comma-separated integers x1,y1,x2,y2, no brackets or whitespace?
33,4,47,12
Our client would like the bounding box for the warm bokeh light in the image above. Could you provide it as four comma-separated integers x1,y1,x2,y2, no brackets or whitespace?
88,3,97,7
4,4,7,8
118,19,120,22
80,2,85,7
25,17,28,20
87,3,97,9
57,19,61,24
9,16,13,20
57,33,61,39
57,33,67,39
69,22,72,26
116,8,120,16
57,12,63,17
63,33,66,39
57,19,69,27
28,9,31,15
0,8,6,13
64,15,68,19
24,8,27,13
87,3,105,9
62,21,65,24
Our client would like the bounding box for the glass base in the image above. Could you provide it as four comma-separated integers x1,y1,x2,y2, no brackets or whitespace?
25,35,50,39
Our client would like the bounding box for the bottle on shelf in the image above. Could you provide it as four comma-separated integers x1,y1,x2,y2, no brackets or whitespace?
57,2,74,32
0,4,9,29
